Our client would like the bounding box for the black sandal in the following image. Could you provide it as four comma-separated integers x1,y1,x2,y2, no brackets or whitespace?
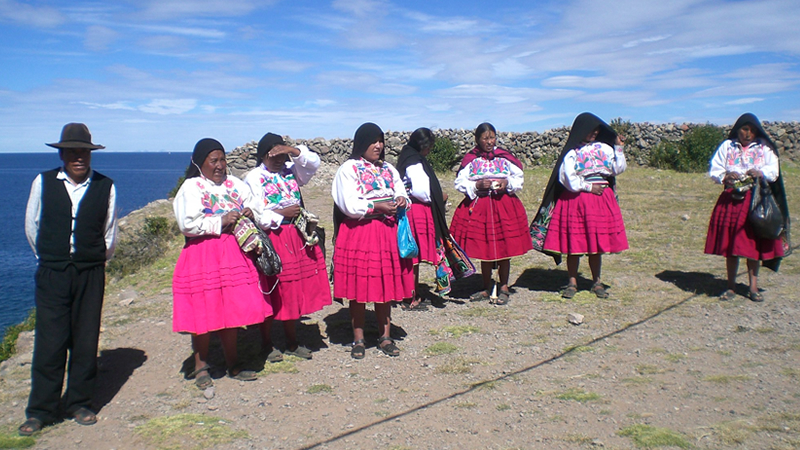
351,339,366,359
749,291,765,302
562,284,578,299
378,336,400,357
495,290,510,305
401,300,429,311
71,407,97,426
227,367,257,381
189,364,213,390
591,282,609,299
18,418,43,436
469,290,490,302
719,289,737,301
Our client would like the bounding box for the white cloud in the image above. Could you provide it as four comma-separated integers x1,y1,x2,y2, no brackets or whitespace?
137,0,267,20
725,98,764,106
139,99,197,115
79,101,136,111
0,0,64,27
84,25,118,52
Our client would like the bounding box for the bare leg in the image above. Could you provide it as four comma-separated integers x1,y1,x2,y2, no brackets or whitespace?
567,255,580,287
480,261,494,292
411,264,422,307
746,259,760,294
349,301,366,343
217,328,239,370
498,259,511,293
284,320,298,350
192,333,211,371
588,254,603,283
726,256,739,291
375,303,392,339
259,317,273,350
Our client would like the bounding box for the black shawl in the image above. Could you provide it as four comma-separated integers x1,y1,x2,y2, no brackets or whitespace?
531,112,618,264
729,113,792,271
185,138,225,179
396,143,448,241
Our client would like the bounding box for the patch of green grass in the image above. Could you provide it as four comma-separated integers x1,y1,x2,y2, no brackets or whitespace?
306,384,333,394
564,434,594,445
754,327,775,334
780,368,800,379
563,345,594,354
135,414,248,450
437,357,479,374
618,424,693,449
456,307,501,318
470,380,498,390
555,388,601,403
496,404,511,411
0,433,36,449
703,374,751,384
0,309,36,363
374,410,390,418
440,325,480,338
636,364,665,375
621,376,652,385
454,402,477,409
424,342,458,356
259,361,299,375
665,353,687,363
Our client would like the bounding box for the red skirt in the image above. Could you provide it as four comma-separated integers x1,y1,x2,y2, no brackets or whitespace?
261,224,332,321
449,192,532,261
704,188,784,260
543,188,628,255
407,202,438,265
172,234,273,334
333,217,414,303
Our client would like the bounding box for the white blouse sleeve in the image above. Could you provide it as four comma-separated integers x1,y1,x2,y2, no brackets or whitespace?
612,145,627,175
406,163,431,203
172,179,223,237
559,150,590,193
761,146,780,182
332,162,373,219
708,141,730,184
506,161,524,193
244,169,284,230
389,163,410,203
290,144,320,187
454,165,478,200
25,175,42,257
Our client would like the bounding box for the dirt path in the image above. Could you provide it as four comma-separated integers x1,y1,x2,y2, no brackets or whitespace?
1,166,799,450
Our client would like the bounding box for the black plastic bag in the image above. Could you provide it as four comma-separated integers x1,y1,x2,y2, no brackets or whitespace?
749,177,784,240
253,225,282,276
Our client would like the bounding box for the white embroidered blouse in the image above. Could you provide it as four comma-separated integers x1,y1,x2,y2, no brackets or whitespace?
454,154,524,200
243,145,320,229
404,163,432,203
332,158,409,219
173,174,259,237
559,142,627,193
708,138,779,184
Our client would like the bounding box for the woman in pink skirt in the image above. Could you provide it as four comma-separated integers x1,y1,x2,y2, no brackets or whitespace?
244,132,332,361
332,123,413,359
704,113,791,302
449,123,532,305
531,113,628,299
173,138,272,389
395,128,450,310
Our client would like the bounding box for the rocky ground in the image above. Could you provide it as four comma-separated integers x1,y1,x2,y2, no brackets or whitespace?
1,166,799,450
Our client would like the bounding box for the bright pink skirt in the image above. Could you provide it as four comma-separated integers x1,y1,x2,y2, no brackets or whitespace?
450,193,532,261
543,188,628,255
407,202,438,265
704,189,784,260
172,234,273,334
333,217,414,303
261,224,332,321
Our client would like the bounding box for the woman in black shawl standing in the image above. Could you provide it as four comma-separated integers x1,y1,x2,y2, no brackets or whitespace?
530,113,628,299
396,128,450,310
704,113,791,302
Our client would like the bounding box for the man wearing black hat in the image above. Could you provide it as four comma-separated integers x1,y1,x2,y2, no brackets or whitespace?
19,123,117,435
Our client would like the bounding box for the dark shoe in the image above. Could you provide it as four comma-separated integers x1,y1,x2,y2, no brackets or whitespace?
189,364,213,390
469,290,490,302
351,339,366,359
266,348,284,363
562,284,578,299
71,407,97,426
591,282,609,299
227,367,257,381
719,289,737,301
285,345,312,360
18,418,43,436
749,291,764,302
378,336,400,357
401,300,429,311
495,290,510,306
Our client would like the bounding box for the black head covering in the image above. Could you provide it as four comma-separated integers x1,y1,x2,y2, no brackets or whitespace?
531,113,618,265
185,138,224,179
727,113,791,271
350,122,385,161
257,132,285,163
396,128,448,241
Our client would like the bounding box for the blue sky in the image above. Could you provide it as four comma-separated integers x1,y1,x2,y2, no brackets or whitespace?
1,0,799,152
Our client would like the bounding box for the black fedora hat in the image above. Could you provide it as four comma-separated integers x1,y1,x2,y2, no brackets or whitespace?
46,123,105,150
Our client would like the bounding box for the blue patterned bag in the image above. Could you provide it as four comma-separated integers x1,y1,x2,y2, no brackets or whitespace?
397,207,419,259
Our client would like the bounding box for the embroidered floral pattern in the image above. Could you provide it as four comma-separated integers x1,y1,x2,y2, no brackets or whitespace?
352,159,395,194
196,179,244,216
466,158,511,180
258,167,301,208
725,140,768,172
573,143,612,177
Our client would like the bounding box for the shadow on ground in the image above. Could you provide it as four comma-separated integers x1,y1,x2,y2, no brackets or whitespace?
656,270,730,296
323,306,407,349
513,267,596,293
94,348,147,412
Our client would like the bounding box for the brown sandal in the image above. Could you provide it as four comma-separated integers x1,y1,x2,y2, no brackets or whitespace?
591,282,609,299
562,284,578,299
18,418,43,436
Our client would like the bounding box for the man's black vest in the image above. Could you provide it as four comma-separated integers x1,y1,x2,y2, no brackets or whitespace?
36,169,113,271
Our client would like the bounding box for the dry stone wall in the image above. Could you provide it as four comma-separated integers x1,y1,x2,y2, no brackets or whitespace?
227,121,800,177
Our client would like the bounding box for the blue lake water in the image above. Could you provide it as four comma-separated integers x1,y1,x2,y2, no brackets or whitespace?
0,152,192,338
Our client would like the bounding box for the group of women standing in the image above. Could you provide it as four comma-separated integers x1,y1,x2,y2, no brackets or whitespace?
169,111,791,390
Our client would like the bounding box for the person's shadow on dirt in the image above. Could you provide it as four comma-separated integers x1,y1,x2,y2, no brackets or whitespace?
513,267,596,293
93,348,147,412
323,306,407,350
656,270,730,296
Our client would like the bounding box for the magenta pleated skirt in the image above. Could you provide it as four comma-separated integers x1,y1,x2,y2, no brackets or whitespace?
543,188,628,255
704,189,784,260
261,224,332,321
407,202,438,265
333,217,414,303
449,193,532,261
172,233,273,334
